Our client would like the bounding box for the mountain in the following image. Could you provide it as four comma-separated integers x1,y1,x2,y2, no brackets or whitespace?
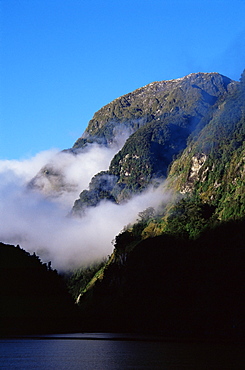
71,72,235,214
30,72,234,208
70,71,244,222
71,70,245,340
26,70,245,339
73,72,232,150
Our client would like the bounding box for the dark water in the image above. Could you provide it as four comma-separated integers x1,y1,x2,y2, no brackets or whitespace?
1,333,245,369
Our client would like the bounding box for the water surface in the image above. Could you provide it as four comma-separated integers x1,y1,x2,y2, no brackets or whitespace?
1,333,245,369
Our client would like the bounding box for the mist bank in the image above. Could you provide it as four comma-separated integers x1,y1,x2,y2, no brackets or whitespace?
0,145,170,270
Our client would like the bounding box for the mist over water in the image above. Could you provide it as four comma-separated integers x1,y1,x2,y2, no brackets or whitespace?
0,139,169,271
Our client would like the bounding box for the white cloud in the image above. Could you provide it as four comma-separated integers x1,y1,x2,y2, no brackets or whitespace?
0,141,170,271
0,149,59,183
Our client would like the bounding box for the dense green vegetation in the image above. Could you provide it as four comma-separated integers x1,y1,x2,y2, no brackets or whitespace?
166,70,245,221
64,259,107,300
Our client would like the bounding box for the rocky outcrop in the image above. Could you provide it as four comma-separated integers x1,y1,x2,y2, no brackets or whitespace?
180,153,207,193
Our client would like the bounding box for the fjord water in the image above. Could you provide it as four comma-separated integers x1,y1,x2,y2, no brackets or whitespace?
1,334,245,369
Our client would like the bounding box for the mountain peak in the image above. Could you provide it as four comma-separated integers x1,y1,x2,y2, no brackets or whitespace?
73,72,233,151
71,72,236,214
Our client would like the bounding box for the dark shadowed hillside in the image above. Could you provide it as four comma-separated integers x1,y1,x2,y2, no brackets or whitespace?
77,218,245,341
0,243,80,335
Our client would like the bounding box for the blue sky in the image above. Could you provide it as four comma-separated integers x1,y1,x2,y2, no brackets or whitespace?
1,0,245,160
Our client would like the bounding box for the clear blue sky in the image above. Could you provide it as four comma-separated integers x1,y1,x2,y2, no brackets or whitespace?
1,0,245,160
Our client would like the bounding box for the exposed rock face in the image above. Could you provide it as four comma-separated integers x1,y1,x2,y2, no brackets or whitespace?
180,153,207,194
